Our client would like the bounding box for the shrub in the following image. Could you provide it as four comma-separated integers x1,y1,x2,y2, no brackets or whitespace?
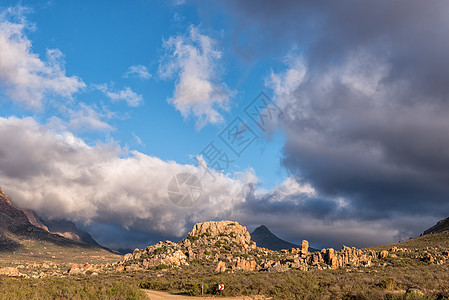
156,264,168,270
380,277,397,290
153,247,164,255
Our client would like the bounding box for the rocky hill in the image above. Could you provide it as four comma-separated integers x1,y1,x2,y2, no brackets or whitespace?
24,210,100,247
250,225,318,252
0,186,119,266
423,217,449,235
118,220,377,273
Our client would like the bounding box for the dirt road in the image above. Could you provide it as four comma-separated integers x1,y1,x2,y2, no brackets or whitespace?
143,290,270,299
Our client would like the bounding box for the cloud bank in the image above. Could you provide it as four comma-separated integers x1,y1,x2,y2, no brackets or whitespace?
0,115,422,249
221,0,449,241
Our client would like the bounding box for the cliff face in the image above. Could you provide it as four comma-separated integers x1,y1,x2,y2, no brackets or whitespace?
0,186,102,251
0,187,34,231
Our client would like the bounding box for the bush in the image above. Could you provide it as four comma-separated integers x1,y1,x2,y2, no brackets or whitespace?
380,277,397,290
153,247,164,255
156,264,168,270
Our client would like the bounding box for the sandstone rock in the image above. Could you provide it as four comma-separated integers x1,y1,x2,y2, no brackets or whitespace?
115,265,125,272
267,261,289,272
311,252,323,264
0,267,19,276
330,257,339,269
379,250,389,259
188,221,252,245
406,287,424,296
215,261,226,272
68,265,82,275
233,257,258,271
301,240,309,257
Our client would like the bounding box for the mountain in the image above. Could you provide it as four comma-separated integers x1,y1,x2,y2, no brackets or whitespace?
250,225,317,251
0,186,78,251
423,217,449,235
23,209,100,247
0,186,100,247
0,186,119,264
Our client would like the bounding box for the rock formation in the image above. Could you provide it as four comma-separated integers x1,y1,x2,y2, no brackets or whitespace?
119,220,376,273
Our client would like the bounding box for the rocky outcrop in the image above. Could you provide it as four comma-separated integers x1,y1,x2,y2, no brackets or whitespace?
423,217,449,235
119,221,376,273
301,240,309,257
189,221,253,247
0,187,12,205
215,261,226,273
0,267,21,277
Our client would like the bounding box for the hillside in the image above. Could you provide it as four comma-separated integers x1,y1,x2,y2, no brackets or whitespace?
0,186,120,265
423,217,449,235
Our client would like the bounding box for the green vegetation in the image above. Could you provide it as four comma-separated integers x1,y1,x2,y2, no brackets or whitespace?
0,275,146,299
153,247,164,255
137,262,449,299
155,264,168,270
187,235,199,242
3,232,449,299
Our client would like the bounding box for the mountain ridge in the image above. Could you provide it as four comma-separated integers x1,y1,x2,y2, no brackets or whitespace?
0,186,110,255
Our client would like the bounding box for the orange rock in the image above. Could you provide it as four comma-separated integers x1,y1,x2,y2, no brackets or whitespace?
301,240,309,258
115,265,125,272
215,261,226,272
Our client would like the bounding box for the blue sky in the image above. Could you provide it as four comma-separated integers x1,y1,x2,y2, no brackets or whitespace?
1,1,449,251
0,0,287,188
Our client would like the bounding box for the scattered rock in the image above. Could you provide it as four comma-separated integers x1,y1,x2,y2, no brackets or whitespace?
0,267,19,277
405,287,424,296
379,250,389,259
215,261,226,273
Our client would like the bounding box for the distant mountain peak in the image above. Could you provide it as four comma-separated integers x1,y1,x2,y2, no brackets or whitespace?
250,225,318,252
254,225,270,232
251,225,298,251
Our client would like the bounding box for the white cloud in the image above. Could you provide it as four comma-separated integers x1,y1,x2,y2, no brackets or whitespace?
96,84,143,107
48,103,114,132
124,65,151,80
0,116,419,248
0,116,253,238
159,26,233,129
0,9,85,108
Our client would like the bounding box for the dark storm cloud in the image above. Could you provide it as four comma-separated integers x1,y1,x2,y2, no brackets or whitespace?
219,0,449,241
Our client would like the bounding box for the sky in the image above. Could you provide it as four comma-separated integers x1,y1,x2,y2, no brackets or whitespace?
0,0,449,251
